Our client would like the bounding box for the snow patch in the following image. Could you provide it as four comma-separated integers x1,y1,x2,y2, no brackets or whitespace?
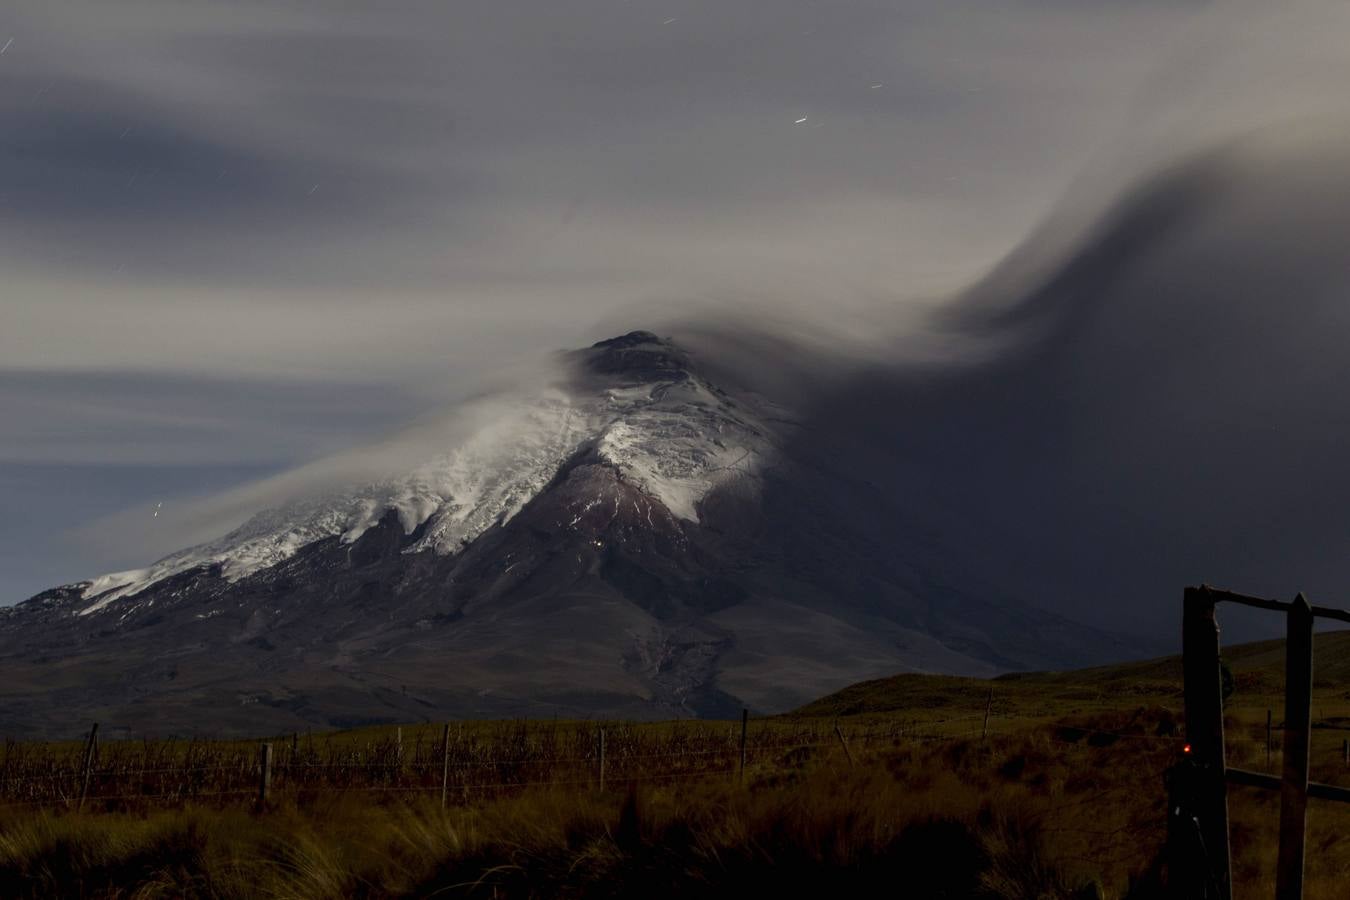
595,379,769,522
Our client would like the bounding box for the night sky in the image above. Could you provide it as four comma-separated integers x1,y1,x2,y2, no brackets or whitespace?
5,1,1350,644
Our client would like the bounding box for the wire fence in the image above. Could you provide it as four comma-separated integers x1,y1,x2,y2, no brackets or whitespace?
0,711,1193,813
0,723,874,814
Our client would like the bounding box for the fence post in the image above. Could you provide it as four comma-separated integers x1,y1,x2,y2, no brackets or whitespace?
598,728,606,793
834,723,855,768
1180,586,1232,899
441,723,451,809
1167,756,1216,900
257,742,273,811
459,724,470,803
77,722,99,812
1266,709,1273,769
1276,594,1314,900
982,687,994,742
739,709,748,784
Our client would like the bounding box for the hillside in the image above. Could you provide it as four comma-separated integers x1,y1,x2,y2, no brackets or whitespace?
793,629,1350,719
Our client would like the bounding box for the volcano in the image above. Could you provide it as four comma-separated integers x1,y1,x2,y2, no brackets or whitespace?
0,331,1128,738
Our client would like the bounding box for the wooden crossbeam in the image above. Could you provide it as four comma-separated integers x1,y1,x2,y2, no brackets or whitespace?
1225,768,1350,804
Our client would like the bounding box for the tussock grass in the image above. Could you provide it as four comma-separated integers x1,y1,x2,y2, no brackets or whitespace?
1,717,1346,898
0,762,1108,899
5,633,1350,897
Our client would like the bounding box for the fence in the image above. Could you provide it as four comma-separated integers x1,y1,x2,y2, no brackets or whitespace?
1176,585,1350,900
0,715,1003,812
0,709,1187,816
0,702,1223,900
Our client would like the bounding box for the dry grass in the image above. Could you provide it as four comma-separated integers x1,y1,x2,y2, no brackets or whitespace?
3,634,1350,897
0,721,1346,898
0,752,1119,898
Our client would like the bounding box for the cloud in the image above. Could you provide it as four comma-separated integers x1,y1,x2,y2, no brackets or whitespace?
8,0,1350,629
68,358,570,565
0,369,427,465
750,127,1350,643
1,1,1218,318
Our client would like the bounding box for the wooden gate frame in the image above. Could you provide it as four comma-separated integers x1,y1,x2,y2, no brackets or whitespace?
1177,585,1350,900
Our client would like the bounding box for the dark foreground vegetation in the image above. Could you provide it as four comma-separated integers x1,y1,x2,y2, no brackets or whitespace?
2,632,1349,898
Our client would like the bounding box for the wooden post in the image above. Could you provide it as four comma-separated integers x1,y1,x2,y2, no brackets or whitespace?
459,723,469,803
257,742,273,811
1180,587,1232,899
834,723,855,768
77,722,99,812
440,723,451,809
1276,594,1314,900
1166,758,1206,900
982,687,994,742
739,709,748,784
598,728,606,793
1266,709,1273,769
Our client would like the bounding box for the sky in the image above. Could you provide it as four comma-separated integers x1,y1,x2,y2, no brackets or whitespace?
5,1,1350,632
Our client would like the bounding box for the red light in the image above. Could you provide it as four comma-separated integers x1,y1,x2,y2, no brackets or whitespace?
1183,744,1192,754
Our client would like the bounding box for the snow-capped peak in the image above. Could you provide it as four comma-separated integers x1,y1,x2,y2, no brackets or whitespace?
74,333,775,615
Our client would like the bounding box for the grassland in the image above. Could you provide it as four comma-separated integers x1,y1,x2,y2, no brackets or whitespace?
1,632,1348,898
